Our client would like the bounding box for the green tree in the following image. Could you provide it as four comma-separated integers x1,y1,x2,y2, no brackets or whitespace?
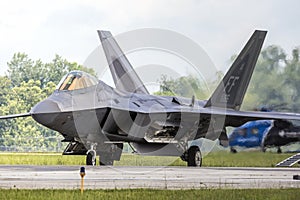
7,53,44,87
0,80,60,151
0,76,12,138
283,48,300,112
154,69,224,100
242,45,289,110
154,74,210,99
44,54,96,86
7,53,96,88
0,76,12,108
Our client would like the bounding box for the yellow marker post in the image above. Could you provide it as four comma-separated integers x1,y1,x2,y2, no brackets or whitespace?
80,167,86,194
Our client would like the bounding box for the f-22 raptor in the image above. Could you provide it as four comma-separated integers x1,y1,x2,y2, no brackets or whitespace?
1,30,300,166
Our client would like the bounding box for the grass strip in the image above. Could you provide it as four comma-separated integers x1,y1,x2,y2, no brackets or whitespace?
0,151,296,167
0,188,299,200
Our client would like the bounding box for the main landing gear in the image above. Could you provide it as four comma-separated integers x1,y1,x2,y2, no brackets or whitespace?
181,146,202,167
85,143,123,166
86,152,114,166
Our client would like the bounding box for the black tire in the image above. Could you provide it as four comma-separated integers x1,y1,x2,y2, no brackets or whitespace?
86,151,96,166
277,147,282,154
187,146,202,167
230,147,237,153
261,141,266,152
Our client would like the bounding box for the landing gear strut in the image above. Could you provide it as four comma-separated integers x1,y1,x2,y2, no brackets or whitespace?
277,146,282,154
230,147,237,153
86,143,97,166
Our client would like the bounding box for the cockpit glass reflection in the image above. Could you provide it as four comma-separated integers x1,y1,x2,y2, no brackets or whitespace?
57,71,98,91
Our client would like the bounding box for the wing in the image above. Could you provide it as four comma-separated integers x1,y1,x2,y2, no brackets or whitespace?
98,30,149,94
208,108,300,127
0,113,31,120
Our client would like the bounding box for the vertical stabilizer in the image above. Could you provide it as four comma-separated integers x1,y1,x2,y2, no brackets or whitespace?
204,30,267,110
98,30,149,94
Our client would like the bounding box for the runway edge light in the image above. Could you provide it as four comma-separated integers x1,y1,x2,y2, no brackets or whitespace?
293,175,300,180
80,167,86,194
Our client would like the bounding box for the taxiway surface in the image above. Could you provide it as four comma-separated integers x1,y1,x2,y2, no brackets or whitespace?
0,165,299,189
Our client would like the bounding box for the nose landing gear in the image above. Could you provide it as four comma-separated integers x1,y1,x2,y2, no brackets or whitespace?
86,143,97,166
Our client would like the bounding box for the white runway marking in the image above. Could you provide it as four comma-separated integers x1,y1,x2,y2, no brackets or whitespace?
0,165,299,189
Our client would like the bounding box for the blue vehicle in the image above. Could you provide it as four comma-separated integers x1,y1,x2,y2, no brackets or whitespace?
228,120,272,153
229,119,300,153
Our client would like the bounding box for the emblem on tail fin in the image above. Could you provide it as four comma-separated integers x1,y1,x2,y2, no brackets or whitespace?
205,30,267,110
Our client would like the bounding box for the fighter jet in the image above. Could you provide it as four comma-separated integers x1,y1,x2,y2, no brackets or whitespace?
1,30,300,167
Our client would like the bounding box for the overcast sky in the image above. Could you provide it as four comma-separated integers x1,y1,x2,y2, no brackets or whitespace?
1,0,300,76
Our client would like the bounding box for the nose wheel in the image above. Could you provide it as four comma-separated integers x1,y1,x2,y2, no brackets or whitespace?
86,143,97,166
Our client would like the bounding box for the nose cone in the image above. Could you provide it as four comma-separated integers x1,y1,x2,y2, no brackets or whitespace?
31,100,61,114
31,100,61,127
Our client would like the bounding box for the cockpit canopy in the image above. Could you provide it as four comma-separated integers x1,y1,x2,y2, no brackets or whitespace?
56,71,98,91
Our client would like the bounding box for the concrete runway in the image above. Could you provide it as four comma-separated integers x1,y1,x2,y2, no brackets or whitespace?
0,165,299,189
